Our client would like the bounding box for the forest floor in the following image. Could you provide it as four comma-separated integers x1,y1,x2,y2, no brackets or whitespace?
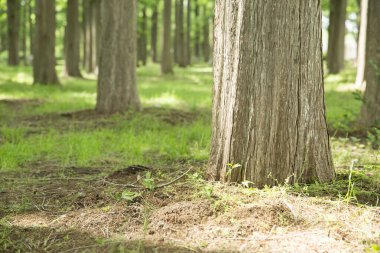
0,64,379,252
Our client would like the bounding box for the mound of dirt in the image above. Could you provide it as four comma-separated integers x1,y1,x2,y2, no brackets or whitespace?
149,200,213,231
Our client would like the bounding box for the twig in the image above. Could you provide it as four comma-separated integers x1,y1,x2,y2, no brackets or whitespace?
154,168,192,189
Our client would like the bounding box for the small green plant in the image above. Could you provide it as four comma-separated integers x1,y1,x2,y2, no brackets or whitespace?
121,190,141,202
201,184,214,199
367,128,380,150
142,172,155,190
344,160,357,203
226,163,242,176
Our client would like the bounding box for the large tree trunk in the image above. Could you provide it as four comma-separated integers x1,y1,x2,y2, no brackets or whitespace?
64,0,82,77
209,0,335,187
161,0,173,74
355,0,368,88
7,0,20,66
202,5,210,63
151,1,159,63
96,0,140,113
33,0,59,85
327,0,347,74
359,0,380,127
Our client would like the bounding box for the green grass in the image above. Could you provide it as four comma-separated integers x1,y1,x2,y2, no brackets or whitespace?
0,62,379,205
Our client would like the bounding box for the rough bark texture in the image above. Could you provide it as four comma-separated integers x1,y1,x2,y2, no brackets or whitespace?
327,0,347,74
151,2,159,63
161,0,173,74
7,0,20,66
202,5,210,63
96,0,140,113
355,0,368,88
33,0,59,85
64,0,82,77
209,0,335,187
359,0,380,127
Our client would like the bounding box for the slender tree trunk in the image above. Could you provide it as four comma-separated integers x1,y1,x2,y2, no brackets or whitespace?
33,0,59,85
202,5,210,63
91,0,98,71
7,0,20,66
174,0,179,63
28,0,34,59
359,0,380,127
151,1,159,63
185,0,191,65
96,0,140,113
355,0,368,88
327,0,347,74
138,7,148,66
161,0,173,74
194,0,200,59
209,0,335,187
64,0,82,77
175,0,186,67
21,1,27,65
83,0,94,73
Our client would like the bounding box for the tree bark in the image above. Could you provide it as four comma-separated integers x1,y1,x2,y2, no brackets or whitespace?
355,0,368,88
209,0,335,187
327,0,347,74
161,0,173,74
7,0,20,66
359,0,380,127
96,0,140,113
202,5,210,63
151,1,159,63
33,0,59,85
64,0,82,77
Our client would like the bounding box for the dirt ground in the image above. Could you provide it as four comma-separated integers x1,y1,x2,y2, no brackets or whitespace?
1,163,379,253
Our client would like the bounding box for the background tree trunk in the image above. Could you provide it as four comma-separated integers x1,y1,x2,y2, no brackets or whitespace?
194,0,200,59
7,0,20,66
176,0,186,67
209,0,335,187
33,0,59,85
96,0,140,113
202,5,210,63
64,0,82,77
185,0,191,65
359,0,380,127
21,1,27,65
161,0,173,74
355,0,368,88
28,0,34,58
327,0,347,74
151,1,159,63
138,6,148,66
83,0,97,73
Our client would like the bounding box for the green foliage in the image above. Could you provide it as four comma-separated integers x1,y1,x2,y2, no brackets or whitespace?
142,172,155,190
121,190,141,202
